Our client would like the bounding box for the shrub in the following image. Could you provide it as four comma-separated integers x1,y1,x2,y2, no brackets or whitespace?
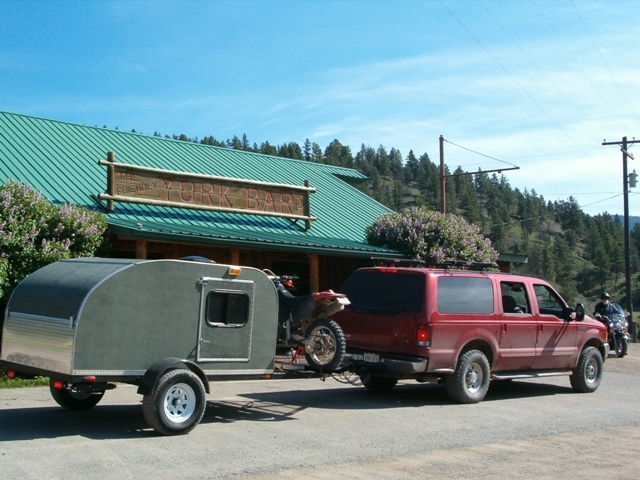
366,207,498,264
0,180,107,302
1,180,107,381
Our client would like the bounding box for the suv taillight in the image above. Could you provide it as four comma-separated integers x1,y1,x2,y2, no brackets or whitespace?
378,268,398,273
417,324,431,348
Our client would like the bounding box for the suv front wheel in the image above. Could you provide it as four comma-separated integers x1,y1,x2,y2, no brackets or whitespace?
446,349,491,404
570,346,603,393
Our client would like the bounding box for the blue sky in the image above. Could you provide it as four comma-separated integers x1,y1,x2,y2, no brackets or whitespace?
2,0,640,216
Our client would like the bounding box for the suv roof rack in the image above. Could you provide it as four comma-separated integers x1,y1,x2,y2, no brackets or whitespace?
371,257,425,267
371,257,497,271
440,260,498,272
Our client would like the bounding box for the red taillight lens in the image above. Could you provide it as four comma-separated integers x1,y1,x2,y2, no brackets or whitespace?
52,380,64,390
417,325,431,347
82,376,96,383
379,268,398,273
6,370,16,379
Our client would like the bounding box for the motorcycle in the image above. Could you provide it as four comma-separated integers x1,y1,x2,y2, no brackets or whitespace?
596,303,630,358
264,270,349,372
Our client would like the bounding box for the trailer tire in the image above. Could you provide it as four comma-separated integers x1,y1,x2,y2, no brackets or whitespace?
49,379,104,411
142,369,206,435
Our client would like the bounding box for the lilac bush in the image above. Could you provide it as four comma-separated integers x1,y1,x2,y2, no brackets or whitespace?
366,207,498,264
0,180,107,301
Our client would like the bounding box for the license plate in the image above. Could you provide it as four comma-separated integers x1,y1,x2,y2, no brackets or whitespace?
364,352,380,363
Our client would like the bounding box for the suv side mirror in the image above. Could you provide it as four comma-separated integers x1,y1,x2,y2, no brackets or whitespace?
574,303,585,322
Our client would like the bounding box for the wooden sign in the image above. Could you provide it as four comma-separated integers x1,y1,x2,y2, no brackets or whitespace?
98,152,316,229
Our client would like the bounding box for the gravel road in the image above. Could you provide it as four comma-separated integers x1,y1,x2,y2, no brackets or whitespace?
1,344,639,479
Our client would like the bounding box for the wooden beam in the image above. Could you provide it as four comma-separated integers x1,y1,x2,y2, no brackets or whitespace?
308,253,319,293
135,239,147,259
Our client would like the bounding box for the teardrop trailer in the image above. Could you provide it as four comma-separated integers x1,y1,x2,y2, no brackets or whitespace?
0,257,347,435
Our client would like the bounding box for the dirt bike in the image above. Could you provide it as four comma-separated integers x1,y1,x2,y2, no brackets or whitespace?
264,269,349,372
596,303,630,358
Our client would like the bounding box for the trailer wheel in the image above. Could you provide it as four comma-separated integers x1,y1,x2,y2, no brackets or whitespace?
49,379,104,411
304,318,346,372
142,369,206,435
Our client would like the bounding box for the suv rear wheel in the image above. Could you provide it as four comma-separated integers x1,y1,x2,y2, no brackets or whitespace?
445,349,490,404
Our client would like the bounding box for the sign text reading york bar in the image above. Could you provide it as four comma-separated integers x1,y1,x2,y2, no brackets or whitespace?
98,154,316,229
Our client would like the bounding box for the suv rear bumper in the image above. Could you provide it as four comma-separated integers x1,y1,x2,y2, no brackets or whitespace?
344,351,428,374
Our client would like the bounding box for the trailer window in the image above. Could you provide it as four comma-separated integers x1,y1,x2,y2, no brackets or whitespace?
206,290,250,327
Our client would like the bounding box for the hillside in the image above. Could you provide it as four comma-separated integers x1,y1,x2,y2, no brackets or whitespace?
138,132,640,313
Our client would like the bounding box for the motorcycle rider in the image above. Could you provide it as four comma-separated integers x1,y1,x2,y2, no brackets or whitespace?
593,292,614,326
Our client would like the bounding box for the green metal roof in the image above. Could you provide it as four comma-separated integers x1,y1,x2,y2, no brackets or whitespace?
0,110,402,258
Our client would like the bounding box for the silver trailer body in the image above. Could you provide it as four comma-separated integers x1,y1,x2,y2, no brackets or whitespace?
1,258,279,381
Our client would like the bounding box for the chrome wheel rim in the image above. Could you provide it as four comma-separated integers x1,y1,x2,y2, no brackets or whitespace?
306,326,337,365
585,358,598,384
465,363,483,393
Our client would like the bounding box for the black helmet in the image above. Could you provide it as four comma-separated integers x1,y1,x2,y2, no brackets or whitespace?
601,292,610,300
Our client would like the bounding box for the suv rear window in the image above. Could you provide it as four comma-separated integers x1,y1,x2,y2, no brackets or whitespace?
341,270,425,314
437,276,494,314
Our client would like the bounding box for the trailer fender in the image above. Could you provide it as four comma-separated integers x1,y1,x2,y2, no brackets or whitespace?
137,357,210,395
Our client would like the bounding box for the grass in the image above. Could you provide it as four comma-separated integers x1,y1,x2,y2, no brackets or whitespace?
0,370,48,388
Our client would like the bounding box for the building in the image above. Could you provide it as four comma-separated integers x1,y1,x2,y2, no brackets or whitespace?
0,111,405,292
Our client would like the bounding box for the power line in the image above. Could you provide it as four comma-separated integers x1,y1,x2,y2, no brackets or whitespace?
439,0,621,188
533,0,628,132
570,0,640,128
479,0,603,141
488,193,624,228
442,138,518,168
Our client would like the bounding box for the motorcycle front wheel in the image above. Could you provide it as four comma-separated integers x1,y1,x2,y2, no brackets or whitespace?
304,318,346,372
614,335,628,357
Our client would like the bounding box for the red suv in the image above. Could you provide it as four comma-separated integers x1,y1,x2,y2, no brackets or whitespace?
335,261,609,403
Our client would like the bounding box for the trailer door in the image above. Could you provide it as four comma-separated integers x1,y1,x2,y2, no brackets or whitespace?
196,277,255,363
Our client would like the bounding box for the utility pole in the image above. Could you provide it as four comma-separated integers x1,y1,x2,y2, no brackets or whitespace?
440,135,446,213
602,136,639,342
439,135,519,214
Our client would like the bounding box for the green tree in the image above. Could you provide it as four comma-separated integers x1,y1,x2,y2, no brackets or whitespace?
303,138,312,161
324,139,354,168
404,150,419,183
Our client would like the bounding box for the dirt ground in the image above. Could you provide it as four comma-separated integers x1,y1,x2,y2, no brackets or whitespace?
227,343,640,480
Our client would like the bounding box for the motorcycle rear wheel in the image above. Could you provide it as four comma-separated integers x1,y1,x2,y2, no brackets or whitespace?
304,318,346,372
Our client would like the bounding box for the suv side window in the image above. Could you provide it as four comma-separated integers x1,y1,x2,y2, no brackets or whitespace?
437,276,494,314
500,281,531,314
533,284,565,319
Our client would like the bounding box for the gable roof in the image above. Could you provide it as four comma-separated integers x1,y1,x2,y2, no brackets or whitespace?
0,110,401,258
